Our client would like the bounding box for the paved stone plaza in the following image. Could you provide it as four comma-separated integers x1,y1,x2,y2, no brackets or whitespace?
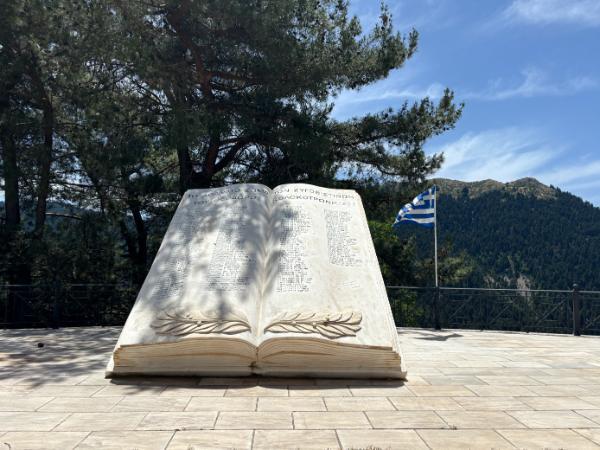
2,327,600,449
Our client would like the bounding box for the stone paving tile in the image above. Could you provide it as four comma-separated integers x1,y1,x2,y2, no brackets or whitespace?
446,360,505,368
508,410,600,428
0,431,88,449
0,412,68,431
113,395,191,412
348,385,413,397
452,396,531,411
135,376,199,387
160,386,227,397
520,396,599,410
577,429,600,446
402,375,430,385
77,372,115,386
582,397,600,408
76,430,173,449
55,412,147,431
583,385,600,395
367,411,448,429
4,327,600,446
257,397,326,411
408,385,475,397
28,385,103,397
288,386,352,397
198,377,258,386
475,375,542,385
216,412,293,429
526,384,593,396
225,385,288,397
17,374,91,386
337,429,428,449
186,396,257,411
437,410,526,429
324,396,395,411
39,396,122,412
253,430,340,449
0,385,36,396
577,409,600,425
0,396,53,411
91,384,166,397
417,429,515,449
531,375,596,385
293,412,371,429
542,368,600,377
136,412,217,430
422,375,486,385
499,361,552,368
465,385,537,397
166,430,253,449
389,396,463,411
499,429,600,449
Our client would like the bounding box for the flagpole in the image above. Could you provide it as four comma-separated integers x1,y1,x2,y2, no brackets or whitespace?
434,185,438,288
433,185,441,330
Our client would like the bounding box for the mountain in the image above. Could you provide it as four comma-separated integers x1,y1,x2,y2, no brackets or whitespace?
433,178,600,290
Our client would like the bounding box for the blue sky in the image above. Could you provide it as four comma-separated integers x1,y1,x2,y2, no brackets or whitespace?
332,0,600,205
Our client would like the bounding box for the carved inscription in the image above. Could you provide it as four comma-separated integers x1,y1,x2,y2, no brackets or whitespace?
154,213,199,300
275,207,313,292
204,217,255,291
154,188,268,298
324,209,362,267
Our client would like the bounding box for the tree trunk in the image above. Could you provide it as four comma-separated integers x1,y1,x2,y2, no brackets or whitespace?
176,144,193,194
33,91,53,237
0,128,21,230
27,57,54,238
129,202,148,285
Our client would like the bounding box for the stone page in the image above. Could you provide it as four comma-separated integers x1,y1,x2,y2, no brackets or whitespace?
258,184,399,350
114,184,271,348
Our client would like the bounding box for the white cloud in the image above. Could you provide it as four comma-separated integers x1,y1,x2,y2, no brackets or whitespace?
330,66,446,120
502,0,600,26
429,127,560,181
465,67,598,101
335,82,446,106
332,67,598,118
428,127,600,205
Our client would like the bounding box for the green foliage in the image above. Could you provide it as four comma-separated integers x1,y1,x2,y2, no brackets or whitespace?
0,0,462,303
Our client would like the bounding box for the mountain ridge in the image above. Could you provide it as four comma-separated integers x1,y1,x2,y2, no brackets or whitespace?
433,177,559,202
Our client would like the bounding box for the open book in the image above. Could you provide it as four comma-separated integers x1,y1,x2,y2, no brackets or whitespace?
107,184,405,378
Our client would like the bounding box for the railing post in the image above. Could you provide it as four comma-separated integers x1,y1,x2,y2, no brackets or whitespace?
51,282,61,329
572,283,581,336
434,287,441,330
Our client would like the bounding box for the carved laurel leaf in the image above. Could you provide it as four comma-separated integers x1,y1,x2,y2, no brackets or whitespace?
151,310,251,336
264,311,362,339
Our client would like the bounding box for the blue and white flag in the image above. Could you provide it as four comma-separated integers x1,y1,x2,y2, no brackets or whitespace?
393,186,437,229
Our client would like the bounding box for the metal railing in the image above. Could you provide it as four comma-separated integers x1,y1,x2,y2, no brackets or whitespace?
387,285,600,336
0,283,137,329
2,283,600,336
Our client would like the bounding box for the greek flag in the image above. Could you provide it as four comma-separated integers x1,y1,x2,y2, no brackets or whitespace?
393,186,437,229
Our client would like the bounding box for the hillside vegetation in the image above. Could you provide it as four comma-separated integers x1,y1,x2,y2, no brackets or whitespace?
434,178,599,290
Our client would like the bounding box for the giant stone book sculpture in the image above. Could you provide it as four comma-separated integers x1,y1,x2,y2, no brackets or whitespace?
107,184,405,378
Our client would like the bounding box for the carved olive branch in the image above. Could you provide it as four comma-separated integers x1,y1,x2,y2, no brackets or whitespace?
151,311,251,336
264,311,362,339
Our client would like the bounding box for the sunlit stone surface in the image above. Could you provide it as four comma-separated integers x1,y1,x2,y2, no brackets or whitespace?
2,326,600,448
